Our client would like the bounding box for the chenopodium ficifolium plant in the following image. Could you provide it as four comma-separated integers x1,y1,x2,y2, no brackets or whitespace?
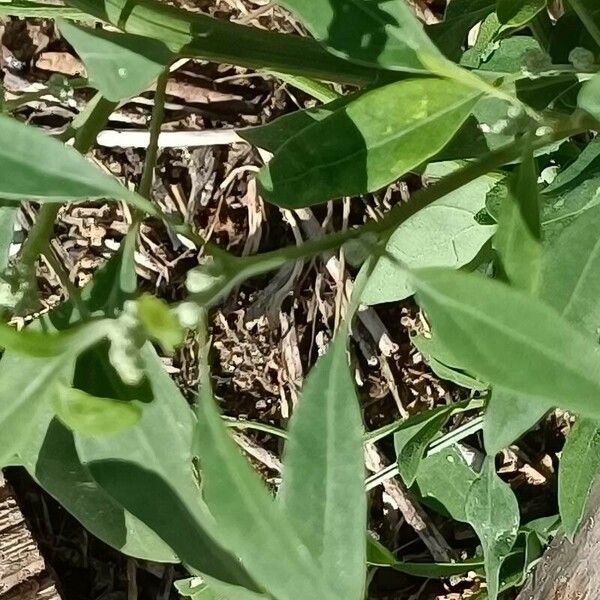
1,0,600,598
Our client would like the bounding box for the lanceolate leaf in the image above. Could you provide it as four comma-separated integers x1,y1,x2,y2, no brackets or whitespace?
279,337,366,600
541,203,600,335
427,0,496,61
0,115,147,209
496,0,546,29
1,255,176,562
78,346,255,587
361,170,497,305
578,72,600,122
494,146,542,293
540,203,600,537
413,334,488,390
394,405,454,486
465,458,520,600
194,375,342,600
53,385,141,437
65,0,379,85
484,388,550,456
58,19,173,101
259,78,480,207
559,418,600,539
416,446,478,523
414,268,600,417
274,0,442,72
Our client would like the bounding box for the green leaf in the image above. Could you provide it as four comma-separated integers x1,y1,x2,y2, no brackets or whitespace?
0,115,147,209
279,337,366,600
541,203,600,334
416,446,478,522
428,0,496,61
461,12,502,68
578,72,600,121
194,365,342,600
496,0,547,29
0,255,177,562
25,417,177,561
494,146,543,293
484,388,550,455
538,203,600,537
274,0,442,72
259,78,480,207
541,172,600,244
65,0,380,86
58,20,173,101
136,294,184,353
412,334,489,391
53,385,141,437
543,138,600,195
0,206,16,271
559,417,600,538
361,170,497,305
414,268,600,417
465,458,520,600
394,406,454,486
77,345,256,587
240,94,352,154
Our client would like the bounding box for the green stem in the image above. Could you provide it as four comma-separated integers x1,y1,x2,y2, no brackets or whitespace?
138,69,170,199
231,120,589,282
569,0,600,48
19,93,118,301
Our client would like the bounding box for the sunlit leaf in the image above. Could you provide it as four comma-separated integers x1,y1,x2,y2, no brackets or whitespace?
465,458,520,600
65,0,379,86
494,146,542,293
559,417,600,539
414,268,600,417
58,19,173,101
280,337,366,600
483,388,550,456
53,384,141,437
496,0,546,29
194,365,342,600
259,78,480,207
136,294,184,353
274,0,442,72
394,405,454,486
362,169,497,305
0,115,149,211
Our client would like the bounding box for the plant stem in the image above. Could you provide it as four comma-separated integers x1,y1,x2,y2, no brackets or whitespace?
569,0,600,48
230,120,590,284
138,69,170,199
19,94,118,302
